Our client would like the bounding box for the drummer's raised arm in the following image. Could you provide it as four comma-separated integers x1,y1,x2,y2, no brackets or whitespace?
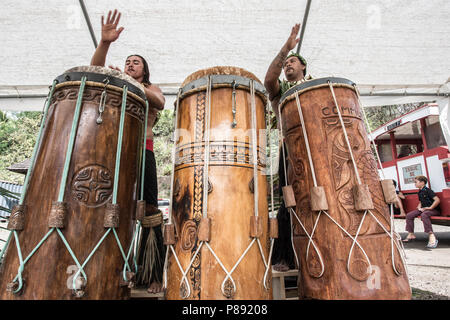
90,9,124,67
264,23,300,101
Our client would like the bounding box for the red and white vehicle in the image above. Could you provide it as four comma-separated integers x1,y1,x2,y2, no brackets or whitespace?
370,103,450,226
158,198,170,221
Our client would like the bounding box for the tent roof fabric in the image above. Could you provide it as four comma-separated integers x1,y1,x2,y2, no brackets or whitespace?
0,0,449,88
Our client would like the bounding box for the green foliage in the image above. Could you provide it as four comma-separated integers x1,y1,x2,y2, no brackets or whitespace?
153,109,175,177
154,109,175,138
365,102,426,131
0,110,8,122
0,111,41,184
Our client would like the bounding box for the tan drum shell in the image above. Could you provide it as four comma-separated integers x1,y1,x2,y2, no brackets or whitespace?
166,67,271,300
279,78,411,300
0,77,145,300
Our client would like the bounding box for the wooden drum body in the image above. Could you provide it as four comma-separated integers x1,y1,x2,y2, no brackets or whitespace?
0,66,147,299
279,77,411,299
165,67,271,300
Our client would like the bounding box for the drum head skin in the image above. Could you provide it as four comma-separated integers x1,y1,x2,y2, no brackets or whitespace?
55,66,146,101
181,66,262,87
180,66,267,100
280,77,356,107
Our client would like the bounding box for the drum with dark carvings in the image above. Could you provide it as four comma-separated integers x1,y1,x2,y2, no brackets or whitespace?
165,66,272,300
0,66,146,299
278,77,411,299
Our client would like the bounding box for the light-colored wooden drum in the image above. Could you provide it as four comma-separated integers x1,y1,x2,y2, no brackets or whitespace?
278,77,411,299
0,66,148,299
164,66,272,300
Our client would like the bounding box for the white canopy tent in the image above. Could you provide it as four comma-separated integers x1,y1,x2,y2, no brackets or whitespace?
0,0,449,142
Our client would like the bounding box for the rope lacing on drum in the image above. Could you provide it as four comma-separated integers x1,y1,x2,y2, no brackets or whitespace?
0,79,56,278
277,81,406,281
327,82,374,277
277,94,324,277
201,80,272,296
163,79,273,299
353,84,408,277
276,81,408,281
6,80,141,296
263,99,276,289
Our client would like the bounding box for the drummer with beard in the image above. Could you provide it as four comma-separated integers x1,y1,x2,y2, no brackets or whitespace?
90,9,166,294
264,23,312,272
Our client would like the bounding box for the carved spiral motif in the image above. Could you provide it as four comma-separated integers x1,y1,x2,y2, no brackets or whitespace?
180,220,198,251
348,258,371,281
307,254,323,278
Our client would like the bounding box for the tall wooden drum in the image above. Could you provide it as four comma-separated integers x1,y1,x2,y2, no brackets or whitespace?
279,77,411,299
0,66,147,299
165,66,272,300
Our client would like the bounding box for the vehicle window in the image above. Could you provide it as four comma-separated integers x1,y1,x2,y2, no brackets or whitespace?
424,122,446,149
396,144,418,158
377,143,393,163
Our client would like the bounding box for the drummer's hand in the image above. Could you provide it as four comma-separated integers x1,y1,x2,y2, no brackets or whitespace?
101,9,124,43
108,65,122,72
284,23,301,51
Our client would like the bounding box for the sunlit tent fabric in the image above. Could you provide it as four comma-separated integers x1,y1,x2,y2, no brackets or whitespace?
0,0,448,136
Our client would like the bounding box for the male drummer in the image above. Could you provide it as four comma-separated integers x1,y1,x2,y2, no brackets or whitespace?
264,23,311,272
265,23,311,119
90,9,165,294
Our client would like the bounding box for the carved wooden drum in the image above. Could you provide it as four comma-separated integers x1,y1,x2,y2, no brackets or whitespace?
165,66,272,300
0,66,147,299
278,77,411,299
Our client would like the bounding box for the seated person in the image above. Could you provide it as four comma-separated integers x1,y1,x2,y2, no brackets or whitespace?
392,180,406,216
397,145,413,158
402,175,440,249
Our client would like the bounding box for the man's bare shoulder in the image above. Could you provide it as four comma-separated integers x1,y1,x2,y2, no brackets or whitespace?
144,83,162,92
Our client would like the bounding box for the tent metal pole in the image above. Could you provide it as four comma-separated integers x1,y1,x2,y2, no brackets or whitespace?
79,0,98,49
296,0,312,54
359,93,449,97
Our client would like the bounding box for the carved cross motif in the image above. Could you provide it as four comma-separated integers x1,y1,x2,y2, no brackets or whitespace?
71,165,113,207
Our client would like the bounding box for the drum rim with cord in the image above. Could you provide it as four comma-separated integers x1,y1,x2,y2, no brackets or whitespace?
279,77,356,108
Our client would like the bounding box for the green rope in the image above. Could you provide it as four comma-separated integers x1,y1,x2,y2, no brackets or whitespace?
111,228,133,281
112,85,128,204
132,98,148,279
140,100,149,200
11,228,54,293
53,228,88,289
0,231,12,264
122,221,141,281
7,82,144,294
134,221,142,272
20,80,57,204
71,228,111,290
9,224,139,293
132,221,141,272
11,231,24,293
58,76,87,202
